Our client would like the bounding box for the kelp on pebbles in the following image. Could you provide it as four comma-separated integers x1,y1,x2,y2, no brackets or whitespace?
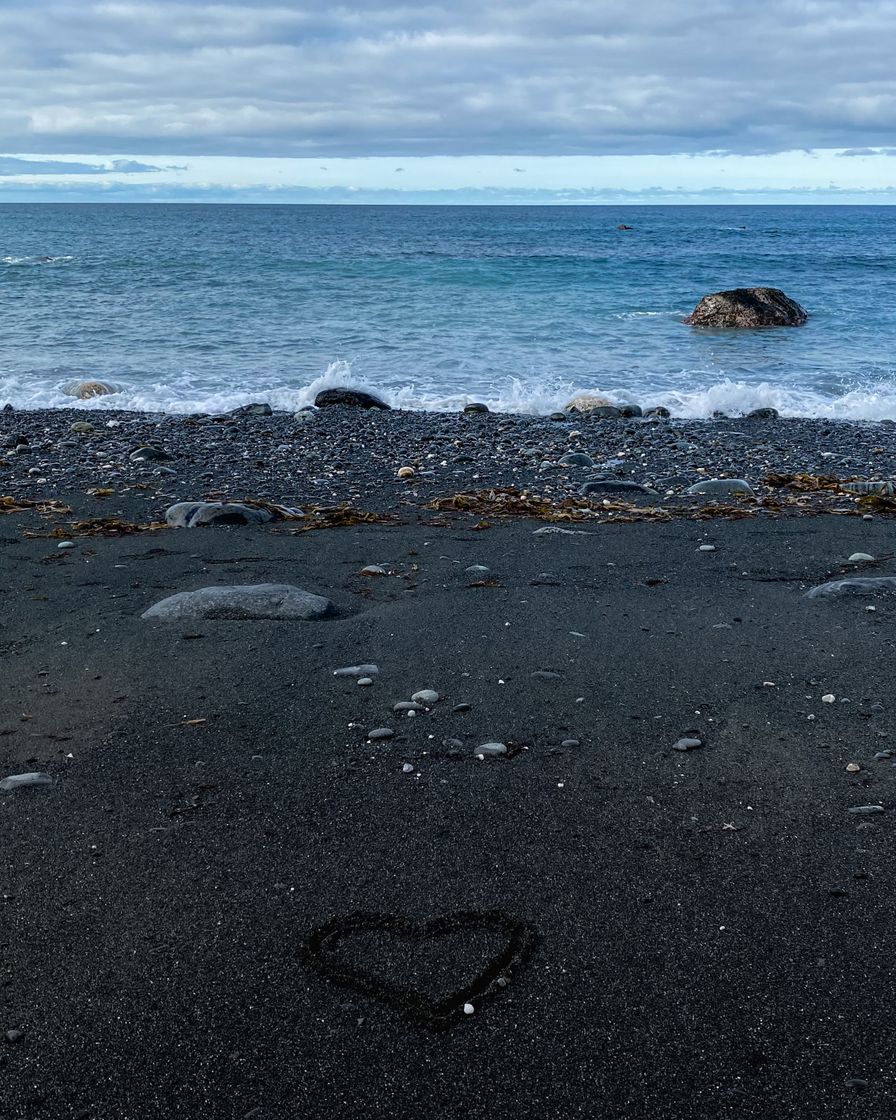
25,518,166,538
290,504,404,533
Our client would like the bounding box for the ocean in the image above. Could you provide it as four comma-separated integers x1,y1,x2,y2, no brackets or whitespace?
1,203,895,418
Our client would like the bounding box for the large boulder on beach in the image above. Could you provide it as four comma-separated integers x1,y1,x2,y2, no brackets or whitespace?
63,380,117,400
564,394,614,414
685,288,808,328
142,584,335,621
314,388,390,410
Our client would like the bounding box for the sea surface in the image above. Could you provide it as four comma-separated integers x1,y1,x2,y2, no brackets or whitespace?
1,203,895,418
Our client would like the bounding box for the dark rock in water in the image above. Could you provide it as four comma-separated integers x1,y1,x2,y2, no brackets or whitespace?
746,407,779,420
165,501,276,528
142,584,335,621
619,404,643,418
232,403,273,417
315,388,390,410
617,224,633,231
711,410,729,420
558,452,594,467
63,380,117,399
685,287,808,328
2,403,13,412
579,480,658,497
589,406,623,420
463,402,489,414
643,406,670,419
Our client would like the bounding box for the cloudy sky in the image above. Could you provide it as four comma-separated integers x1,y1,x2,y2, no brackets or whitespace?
1,0,895,202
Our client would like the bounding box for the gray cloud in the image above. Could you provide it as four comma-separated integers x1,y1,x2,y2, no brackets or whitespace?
0,1,895,156
0,154,176,175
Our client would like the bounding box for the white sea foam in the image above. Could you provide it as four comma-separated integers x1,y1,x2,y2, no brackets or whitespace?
4,363,896,421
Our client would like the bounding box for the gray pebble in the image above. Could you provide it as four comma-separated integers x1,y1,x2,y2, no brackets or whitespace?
847,805,885,815
561,739,580,748
4,1029,24,1044
475,742,508,758
357,677,374,687
402,763,414,773
672,737,703,752
558,452,594,467
531,670,561,680
411,689,439,704
685,478,755,497
393,702,425,712
367,728,395,741
333,664,379,677
451,703,473,713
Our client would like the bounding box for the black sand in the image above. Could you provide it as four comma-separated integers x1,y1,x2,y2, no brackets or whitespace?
2,409,896,1118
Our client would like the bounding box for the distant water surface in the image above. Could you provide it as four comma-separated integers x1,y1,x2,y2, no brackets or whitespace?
1,203,895,418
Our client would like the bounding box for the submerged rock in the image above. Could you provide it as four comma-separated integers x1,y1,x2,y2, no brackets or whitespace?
231,402,273,416
463,402,489,414
643,406,671,419
684,287,808,328
745,407,779,420
142,584,336,621
314,388,390,410
63,380,117,399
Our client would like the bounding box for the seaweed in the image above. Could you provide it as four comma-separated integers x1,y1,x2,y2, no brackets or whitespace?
1,496,72,516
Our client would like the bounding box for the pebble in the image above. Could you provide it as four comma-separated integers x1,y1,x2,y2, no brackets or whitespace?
846,805,885,815
846,763,861,773
411,690,439,705
806,576,896,599
847,553,874,562
0,772,53,791
698,545,716,552
397,466,415,478
821,694,835,703
531,670,561,680
686,478,755,497
57,541,76,550
558,452,594,467
402,763,414,773
451,703,472,713
357,678,374,687
561,739,580,748
475,742,508,758
463,1003,475,1015
465,564,490,575
360,565,387,576
4,1029,24,1044
333,664,379,677
393,702,425,712
672,737,703,752
367,728,394,741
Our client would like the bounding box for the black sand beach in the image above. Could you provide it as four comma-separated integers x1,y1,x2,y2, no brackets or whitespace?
2,406,896,1119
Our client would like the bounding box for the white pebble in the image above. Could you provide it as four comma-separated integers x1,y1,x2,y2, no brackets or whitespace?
821,694,835,703
402,763,414,773
698,545,716,552
57,541,75,550
463,1003,474,1015
411,689,439,704
847,553,874,563
357,677,373,687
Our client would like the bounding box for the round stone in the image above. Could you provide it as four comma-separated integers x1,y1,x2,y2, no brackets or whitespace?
475,742,508,758
411,690,439,704
397,466,415,479
367,728,394,741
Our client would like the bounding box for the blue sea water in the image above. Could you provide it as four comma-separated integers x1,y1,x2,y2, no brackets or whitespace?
1,203,895,418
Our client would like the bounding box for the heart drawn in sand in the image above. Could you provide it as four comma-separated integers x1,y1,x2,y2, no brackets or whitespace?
301,910,539,1029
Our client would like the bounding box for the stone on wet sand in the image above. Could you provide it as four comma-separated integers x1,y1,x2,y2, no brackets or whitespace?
130,445,173,462
360,565,387,576
231,403,273,416
314,387,390,410
685,479,755,498
165,502,277,528
1,771,53,791
672,737,703,752
847,553,874,563
368,727,394,741
142,584,335,622
846,805,885,815
806,577,896,600
394,702,425,712
333,664,379,677
411,689,440,705
475,742,508,758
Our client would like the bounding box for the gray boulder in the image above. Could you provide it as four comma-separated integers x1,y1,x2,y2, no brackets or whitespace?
685,288,808,328
142,584,336,621
165,502,277,528
314,388,390,410
685,479,755,498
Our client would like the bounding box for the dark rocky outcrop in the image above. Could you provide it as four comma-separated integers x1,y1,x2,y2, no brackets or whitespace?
685,288,808,328
745,407,779,420
463,402,489,414
314,388,390,410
